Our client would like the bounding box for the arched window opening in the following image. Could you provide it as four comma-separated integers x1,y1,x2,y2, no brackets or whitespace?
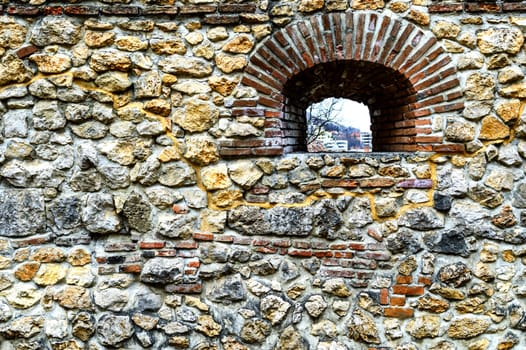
306,98,371,153
282,60,419,153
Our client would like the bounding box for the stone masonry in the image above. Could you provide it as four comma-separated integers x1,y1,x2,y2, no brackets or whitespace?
0,0,526,349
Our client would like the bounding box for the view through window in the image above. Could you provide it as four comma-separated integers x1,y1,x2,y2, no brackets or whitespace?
306,98,372,153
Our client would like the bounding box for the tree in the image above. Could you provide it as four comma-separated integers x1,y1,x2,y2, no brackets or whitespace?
306,98,344,146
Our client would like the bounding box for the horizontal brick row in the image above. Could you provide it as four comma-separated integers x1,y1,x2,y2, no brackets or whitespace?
429,1,526,13
2,4,257,17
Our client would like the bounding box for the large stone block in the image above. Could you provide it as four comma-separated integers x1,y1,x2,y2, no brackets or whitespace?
0,190,45,237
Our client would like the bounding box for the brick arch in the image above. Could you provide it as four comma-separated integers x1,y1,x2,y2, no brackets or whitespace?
224,12,465,155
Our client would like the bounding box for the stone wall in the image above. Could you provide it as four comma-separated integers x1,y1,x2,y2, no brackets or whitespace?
1,0,526,349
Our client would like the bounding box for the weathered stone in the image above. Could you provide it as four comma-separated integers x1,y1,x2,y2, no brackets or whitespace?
229,160,263,189
479,116,510,140
398,207,444,230
55,286,92,309
85,30,115,48
140,257,184,284
94,287,129,311
90,50,132,72
30,17,81,46
477,27,524,55
465,72,495,100
447,317,490,339
208,76,239,96
260,295,291,325
457,52,484,70
445,118,475,142
240,318,271,343
498,66,524,84
82,193,121,234
416,295,449,313
95,72,132,92
201,164,232,190
0,316,43,339
468,183,504,208
135,71,162,98
0,190,45,237
159,56,212,77
348,309,380,344
33,101,66,131
0,17,27,49
275,326,307,350
215,53,248,73
96,314,134,346
34,263,67,286
196,315,222,337
223,34,255,54
208,275,246,304
6,284,42,309
438,262,472,287
432,21,460,39
184,137,219,166
405,315,441,338
424,229,469,257
122,191,152,232
305,294,328,318
66,266,95,287
159,162,197,187
173,99,218,132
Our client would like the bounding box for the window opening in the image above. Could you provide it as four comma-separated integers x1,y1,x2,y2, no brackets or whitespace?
307,98,371,152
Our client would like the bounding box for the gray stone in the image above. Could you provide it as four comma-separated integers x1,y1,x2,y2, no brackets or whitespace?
2,109,29,138
208,275,246,304
159,162,197,187
122,191,152,233
0,189,45,237
229,160,263,189
348,309,380,344
159,56,212,77
71,121,109,139
260,295,290,325
140,257,184,284
468,183,503,208
98,163,130,189
398,207,444,230
95,72,132,92
157,212,197,239
288,166,317,185
47,195,82,230
424,229,469,257
0,160,65,188
96,314,134,346
438,262,472,287
30,17,81,46
94,288,129,311
82,193,121,234
0,316,44,339
498,144,522,166
32,101,66,131
386,230,423,254
345,197,373,228
130,157,161,186
305,295,327,318
69,169,103,192
0,299,12,322
92,102,114,123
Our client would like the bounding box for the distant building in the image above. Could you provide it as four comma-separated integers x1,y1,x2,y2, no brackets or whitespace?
360,131,372,150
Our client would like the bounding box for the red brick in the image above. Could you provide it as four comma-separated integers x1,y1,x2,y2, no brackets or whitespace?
465,2,501,12
187,259,201,268
314,251,333,258
218,3,256,12
219,148,252,157
396,275,413,284
392,285,425,296
254,246,278,254
139,242,165,249
253,239,271,246
155,250,177,257
293,241,311,249
64,5,100,16
288,249,312,257
172,204,189,214
380,288,389,305
428,3,463,13
6,6,40,16
322,179,359,188
504,2,526,11
214,235,234,243
185,268,198,275
173,241,198,249
232,99,258,108
43,6,63,15
432,143,465,153
252,147,284,156
179,5,217,14
272,239,291,248
233,237,252,245
140,6,178,15
418,276,433,286
119,264,142,274
349,243,366,250
100,6,139,15
165,283,202,294
322,258,340,266
397,179,433,189
203,14,240,25
16,45,38,59
329,244,348,250
333,251,354,259
320,268,356,278
359,178,395,188
389,295,406,306
192,232,214,241
384,307,413,318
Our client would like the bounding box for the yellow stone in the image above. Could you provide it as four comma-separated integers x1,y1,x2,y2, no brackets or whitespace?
151,38,187,55
479,116,510,140
84,31,115,48
468,338,489,350
67,248,91,266
158,147,181,162
501,250,516,262
201,164,232,190
34,263,68,286
407,9,430,26
30,247,66,262
0,255,11,269
144,98,172,117
29,54,72,74
389,1,410,12
495,99,520,124
14,262,40,281
351,0,384,10
215,53,248,73
185,32,204,45
185,296,209,311
211,190,243,208
298,0,325,13
173,99,219,132
432,20,461,39
116,36,149,51
208,76,239,97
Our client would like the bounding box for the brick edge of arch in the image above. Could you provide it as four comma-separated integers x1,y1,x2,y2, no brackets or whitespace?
219,12,465,157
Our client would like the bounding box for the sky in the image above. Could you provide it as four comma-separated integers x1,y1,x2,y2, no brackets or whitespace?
310,98,371,132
